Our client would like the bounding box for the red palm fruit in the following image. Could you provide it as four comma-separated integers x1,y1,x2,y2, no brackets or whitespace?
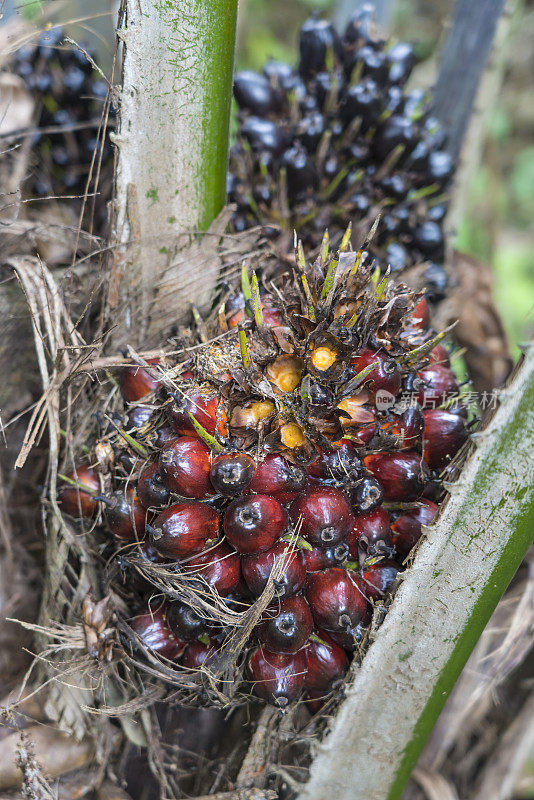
242,541,306,598
209,452,255,495
248,454,307,502
361,559,399,601
328,620,370,651
305,631,348,692
181,639,218,670
423,410,469,471
307,439,362,480
364,452,428,501
305,568,368,633
183,541,241,596
247,646,307,707
354,422,378,446
386,406,425,449
391,499,438,557
346,508,393,561
159,437,214,499
428,343,450,367
411,296,430,329
130,606,185,660
167,390,227,437
349,476,384,513
58,466,99,518
290,487,353,546
150,502,219,558
350,348,402,395
417,364,459,407
105,488,148,540
223,494,288,554
137,461,170,509
257,596,313,654
119,359,160,402
167,601,209,641
302,542,350,572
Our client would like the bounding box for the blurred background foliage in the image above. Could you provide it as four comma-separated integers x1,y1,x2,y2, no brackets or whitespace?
9,0,534,355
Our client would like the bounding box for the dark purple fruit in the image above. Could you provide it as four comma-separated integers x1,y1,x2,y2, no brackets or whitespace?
247,646,307,706
391,498,438,557
130,606,185,660
248,454,307,503
224,495,288,554
290,487,353,546
167,601,208,641
257,596,313,654
361,559,399,601
242,541,306,599
209,452,255,496
137,461,170,509
364,452,427,501
150,503,219,559
159,437,213,500
183,541,241,596
423,410,469,471
105,488,148,540
305,631,348,692
305,567,368,633
234,70,277,116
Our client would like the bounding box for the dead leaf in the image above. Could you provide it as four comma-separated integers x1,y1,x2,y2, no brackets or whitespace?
0,74,34,138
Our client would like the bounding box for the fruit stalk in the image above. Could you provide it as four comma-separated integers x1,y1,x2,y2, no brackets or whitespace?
298,344,534,800
113,0,238,336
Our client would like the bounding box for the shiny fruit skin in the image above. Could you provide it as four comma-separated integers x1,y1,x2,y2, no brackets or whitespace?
137,461,170,509
167,601,208,641
305,568,368,633
351,348,402,395
159,437,213,499
417,364,459,408
361,559,399,601
302,542,349,572
150,502,219,559
58,466,99,518
305,631,348,692
349,476,385,513
429,343,450,367
224,494,288,554
126,406,154,431
167,390,227,438
247,646,307,706
248,454,307,503
105,488,148,540
130,606,185,660
257,596,313,654
423,410,469,471
242,541,306,599
391,499,438,557
209,452,255,496
183,541,241,596
290,487,354,547
411,296,430,329
307,440,362,481
181,639,217,670
364,452,427,501
119,360,159,402
346,508,393,560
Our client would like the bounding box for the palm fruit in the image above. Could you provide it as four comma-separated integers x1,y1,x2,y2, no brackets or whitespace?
59,230,470,709
12,27,113,224
228,9,451,301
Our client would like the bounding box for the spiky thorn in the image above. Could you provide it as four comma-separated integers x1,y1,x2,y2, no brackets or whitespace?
239,328,250,370
104,415,149,458
349,216,380,278
190,303,208,343
187,412,224,453
250,272,264,327
336,362,379,401
295,237,316,322
400,324,457,367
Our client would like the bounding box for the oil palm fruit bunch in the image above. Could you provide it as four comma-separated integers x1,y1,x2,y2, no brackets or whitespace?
229,7,451,302
58,229,469,709
12,26,113,221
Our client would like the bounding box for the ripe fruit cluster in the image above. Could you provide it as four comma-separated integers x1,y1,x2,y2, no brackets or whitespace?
229,9,451,301
57,233,469,710
12,27,112,220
